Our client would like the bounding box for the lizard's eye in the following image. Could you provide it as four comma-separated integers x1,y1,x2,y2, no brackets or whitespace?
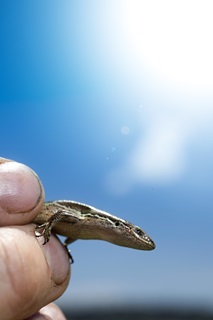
115,221,120,227
135,228,143,236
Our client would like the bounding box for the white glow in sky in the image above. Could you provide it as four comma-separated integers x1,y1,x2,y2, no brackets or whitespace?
105,0,213,194
124,0,213,93
106,115,188,194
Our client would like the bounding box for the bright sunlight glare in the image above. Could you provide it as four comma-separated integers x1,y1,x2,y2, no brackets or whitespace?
104,1,213,195
124,0,213,93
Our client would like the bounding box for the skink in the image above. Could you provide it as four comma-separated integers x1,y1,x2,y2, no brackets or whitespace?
34,200,155,258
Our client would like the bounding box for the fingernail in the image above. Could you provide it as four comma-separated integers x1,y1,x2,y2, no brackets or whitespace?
0,160,43,214
37,235,70,285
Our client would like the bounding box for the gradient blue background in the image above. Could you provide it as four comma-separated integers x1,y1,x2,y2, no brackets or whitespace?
1,0,212,312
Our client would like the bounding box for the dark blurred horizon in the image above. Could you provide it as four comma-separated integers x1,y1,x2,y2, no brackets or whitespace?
63,306,213,320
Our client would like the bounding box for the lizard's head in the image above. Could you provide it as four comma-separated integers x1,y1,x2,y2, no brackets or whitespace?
90,216,156,251
109,220,156,250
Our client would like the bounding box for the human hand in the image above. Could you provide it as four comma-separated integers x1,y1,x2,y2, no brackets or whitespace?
0,158,70,320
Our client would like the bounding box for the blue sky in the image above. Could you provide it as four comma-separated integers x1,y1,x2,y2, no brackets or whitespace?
1,0,213,311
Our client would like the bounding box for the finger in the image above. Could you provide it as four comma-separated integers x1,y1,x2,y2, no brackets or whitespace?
0,224,70,320
25,303,67,320
0,158,44,226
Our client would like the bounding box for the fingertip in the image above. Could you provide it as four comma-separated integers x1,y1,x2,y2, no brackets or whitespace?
0,225,70,319
0,159,44,225
37,235,71,286
25,303,67,320
39,303,67,320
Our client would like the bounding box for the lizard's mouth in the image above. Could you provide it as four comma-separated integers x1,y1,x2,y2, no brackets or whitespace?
147,238,156,250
